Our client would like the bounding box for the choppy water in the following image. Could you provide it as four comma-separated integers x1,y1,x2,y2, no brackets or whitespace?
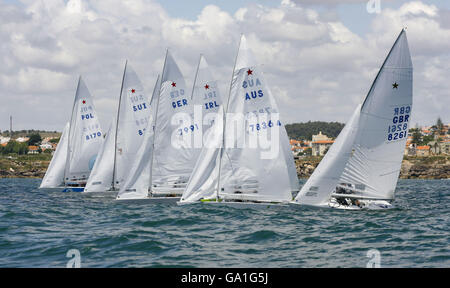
0,178,448,267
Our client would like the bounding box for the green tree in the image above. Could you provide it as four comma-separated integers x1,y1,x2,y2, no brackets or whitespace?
410,128,421,144
436,117,444,135
1,141,28,155
28,133,42,146
49,138,60,144
285,121,345,140
304,147,312,156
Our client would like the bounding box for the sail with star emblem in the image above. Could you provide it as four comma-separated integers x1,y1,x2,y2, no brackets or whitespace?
294,29,412,209
112,62,153,190
116,75,160,200
149,50,199,196
40,122,70,188
64,77,103,186
181,35,295,204
338,29,413,201
191,54,223,154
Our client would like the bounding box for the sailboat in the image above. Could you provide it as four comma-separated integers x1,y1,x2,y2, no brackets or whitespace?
179,35,299,208
40,76,103,192
292,29,413,210
39,122,70,189
83,62,153,193
116,52,222,202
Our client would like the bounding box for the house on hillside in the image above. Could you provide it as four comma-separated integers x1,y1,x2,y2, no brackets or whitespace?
0,136,10,145
416,145,430,157
16,137,29,143
311,131,334,156
40,143,53,151
27,146,39,154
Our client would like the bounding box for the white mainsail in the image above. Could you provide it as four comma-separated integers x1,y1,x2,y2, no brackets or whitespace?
116,75,160,200
180,108,223,202
181,35,296,203
192,55,222,115
40,122,70,188
64,77,103,185
191,54,223,156
83,121,115,192
338,29,412,200
113,62,152,190
294,29,412,206
150,50,198,193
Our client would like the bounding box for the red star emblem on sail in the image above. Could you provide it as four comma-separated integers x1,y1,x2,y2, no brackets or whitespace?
204,84,209,90
131,89,135,93
82,100,86,104
247,69,253,75
171,82,176,87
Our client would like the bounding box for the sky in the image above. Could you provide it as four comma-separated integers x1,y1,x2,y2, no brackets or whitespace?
0,0,449,132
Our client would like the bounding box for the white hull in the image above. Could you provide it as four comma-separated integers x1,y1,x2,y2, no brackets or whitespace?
116,196,181,204
179,200,290,210
81,190,118,197
39,186,85,193
290,199,395,210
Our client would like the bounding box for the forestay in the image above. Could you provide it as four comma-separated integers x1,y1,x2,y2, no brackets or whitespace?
40,122,69,188
65,77,103,184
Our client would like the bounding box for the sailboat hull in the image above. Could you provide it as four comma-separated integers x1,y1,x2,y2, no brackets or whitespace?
290,199,395,210
39,187,84,193
179,200,290,210
116,197,181,204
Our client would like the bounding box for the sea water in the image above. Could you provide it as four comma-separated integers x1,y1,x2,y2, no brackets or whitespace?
0,178,448,267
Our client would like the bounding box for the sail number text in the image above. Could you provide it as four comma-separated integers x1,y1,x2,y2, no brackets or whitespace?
387,105,410,141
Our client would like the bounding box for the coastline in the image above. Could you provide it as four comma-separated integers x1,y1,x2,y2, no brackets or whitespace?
295,155,450,180
1,154,449,180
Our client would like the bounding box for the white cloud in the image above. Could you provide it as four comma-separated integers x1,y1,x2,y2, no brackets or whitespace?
0,0,449,133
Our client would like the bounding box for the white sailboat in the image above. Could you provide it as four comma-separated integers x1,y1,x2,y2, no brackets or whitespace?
116,52,222,202
83,62,153,193
39,122,70,189
40,76,103,192
179,35,299,208
292,29,413,210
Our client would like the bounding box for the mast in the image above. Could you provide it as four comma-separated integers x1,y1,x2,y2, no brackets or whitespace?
148,49,168,194
112,60,128,190
215,34,243,201
190,54,202,101
64,76,81,185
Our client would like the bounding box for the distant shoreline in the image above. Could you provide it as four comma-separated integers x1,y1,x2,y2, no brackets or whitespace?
295,155,450,180
1,154,448,180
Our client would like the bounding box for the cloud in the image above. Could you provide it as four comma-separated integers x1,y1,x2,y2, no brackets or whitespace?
0,0,449,133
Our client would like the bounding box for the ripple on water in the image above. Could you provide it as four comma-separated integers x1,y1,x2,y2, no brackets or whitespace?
0,178,449,267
